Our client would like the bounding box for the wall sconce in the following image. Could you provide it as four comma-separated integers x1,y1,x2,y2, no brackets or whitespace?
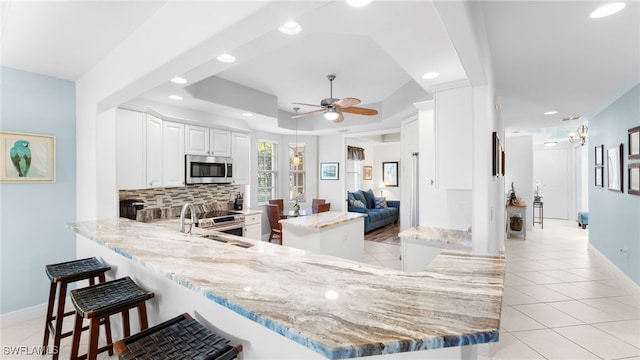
568,124,588,146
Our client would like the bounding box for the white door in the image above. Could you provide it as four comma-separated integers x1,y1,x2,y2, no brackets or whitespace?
145,115,163,188
231,132,250,184
185,124,209,155
211,129,231,157
534,147,569,219
162,121,185,187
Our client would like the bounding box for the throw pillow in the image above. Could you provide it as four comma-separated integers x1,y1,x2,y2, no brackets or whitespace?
363,189,376,209
374,197,388,209
352,190,367,207
349,199,366,208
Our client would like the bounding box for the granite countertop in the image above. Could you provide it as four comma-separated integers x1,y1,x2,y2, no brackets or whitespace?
398,226,472,250
67,218,504,359
279,211,366,229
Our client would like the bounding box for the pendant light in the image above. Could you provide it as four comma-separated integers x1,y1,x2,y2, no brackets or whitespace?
293,107,300,167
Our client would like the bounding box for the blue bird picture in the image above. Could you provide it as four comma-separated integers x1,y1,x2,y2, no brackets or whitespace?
10,140,31,177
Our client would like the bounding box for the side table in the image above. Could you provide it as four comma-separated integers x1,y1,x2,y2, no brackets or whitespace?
533,201,543,229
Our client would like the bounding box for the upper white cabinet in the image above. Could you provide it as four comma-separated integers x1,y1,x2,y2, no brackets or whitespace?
117,109,185,189
185,125,231,157
162,121,185,187
231,132,250,184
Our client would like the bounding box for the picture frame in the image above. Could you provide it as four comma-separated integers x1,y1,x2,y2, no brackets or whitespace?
607,144,623,192
595,144,604,166
629,163,640,195
492,132,502,177
363,166,372,180
382,161,398,187
629,126,640,160
320,162,339,180
0,131,56,183
501,149,506,176
595,166,603,187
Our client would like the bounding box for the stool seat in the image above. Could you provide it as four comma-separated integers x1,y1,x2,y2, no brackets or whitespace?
115,313,242,360
43,257,111,360
70,276,154,360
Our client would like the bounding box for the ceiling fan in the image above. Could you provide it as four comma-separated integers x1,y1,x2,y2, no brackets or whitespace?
292,74,379,123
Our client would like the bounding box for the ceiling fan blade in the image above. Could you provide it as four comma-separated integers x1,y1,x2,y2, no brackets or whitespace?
292,108,325,118
292,102,324,108
334,97,361,108
331,108,345,123
341,106,378,116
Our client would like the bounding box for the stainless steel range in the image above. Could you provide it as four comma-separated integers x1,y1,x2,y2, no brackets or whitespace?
196,210,245,236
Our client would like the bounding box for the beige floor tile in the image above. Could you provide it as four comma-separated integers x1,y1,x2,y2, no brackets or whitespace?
511,329,599,360
513,284,572,303
544,282,602,299
513,303,584,328
502,287,539,305
513,271,566,285
504,273,535,286
593,320,640,349
555,324,640,359
579,298,640,321
548,300,623,323
499,306,546,332
481,333,545,359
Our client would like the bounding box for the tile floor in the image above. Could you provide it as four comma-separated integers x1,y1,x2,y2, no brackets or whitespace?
1,219,638,359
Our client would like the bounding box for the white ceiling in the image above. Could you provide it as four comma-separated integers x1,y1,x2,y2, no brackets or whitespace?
2,1,638,141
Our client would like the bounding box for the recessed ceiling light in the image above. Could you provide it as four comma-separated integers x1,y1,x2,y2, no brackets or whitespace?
242,112,253,117
590,2,626,18
544,110,558,115
168,95,183,100
544,141,558,147
346,0,372,7
421,72,440,80
278,21,301,35
171,77,187,84
217,53,236,63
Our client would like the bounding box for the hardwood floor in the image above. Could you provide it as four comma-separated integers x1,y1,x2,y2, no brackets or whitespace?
364,223,400,245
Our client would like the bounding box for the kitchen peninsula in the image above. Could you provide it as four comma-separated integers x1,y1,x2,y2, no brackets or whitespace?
280,211,366,261
68,218,505,360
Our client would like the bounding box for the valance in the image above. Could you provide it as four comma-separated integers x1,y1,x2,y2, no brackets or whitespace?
347,146,365,161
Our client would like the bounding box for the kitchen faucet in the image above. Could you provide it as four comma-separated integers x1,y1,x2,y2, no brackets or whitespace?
179,203,196,234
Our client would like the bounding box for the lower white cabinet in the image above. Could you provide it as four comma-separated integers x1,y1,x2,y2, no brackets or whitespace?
244,212,262,240
401,238,443,272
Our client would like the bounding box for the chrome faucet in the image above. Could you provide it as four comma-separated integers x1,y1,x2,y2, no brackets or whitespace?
179,203,196,234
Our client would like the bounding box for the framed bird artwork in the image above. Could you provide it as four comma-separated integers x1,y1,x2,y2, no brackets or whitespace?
0,131,55,182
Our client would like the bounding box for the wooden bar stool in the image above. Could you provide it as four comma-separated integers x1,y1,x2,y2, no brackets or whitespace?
43,257,111,360
115,313,242,360
69,276,155,360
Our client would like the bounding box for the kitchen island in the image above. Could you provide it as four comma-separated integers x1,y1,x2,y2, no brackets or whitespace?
280,211,366,261
68,218,505,359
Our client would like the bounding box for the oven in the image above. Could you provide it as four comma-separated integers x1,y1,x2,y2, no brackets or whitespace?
185,155,233,184
214,223,244,237
195,210,245,237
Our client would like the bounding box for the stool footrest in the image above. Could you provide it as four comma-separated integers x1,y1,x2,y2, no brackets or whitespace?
116,313,241,360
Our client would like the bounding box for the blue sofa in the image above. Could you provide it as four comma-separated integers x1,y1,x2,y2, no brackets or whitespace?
347,189,399,233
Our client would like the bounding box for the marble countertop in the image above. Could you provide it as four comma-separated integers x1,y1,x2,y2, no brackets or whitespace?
230,208,262,216
280,211,366,229
398,226,472,250
67,218,504,359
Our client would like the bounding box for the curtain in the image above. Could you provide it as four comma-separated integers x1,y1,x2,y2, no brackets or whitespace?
347,146,365,160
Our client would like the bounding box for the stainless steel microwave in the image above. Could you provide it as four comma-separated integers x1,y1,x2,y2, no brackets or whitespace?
185,155,233,184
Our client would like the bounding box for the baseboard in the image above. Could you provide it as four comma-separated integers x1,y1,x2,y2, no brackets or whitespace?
588,244,639,289
1,301,48,327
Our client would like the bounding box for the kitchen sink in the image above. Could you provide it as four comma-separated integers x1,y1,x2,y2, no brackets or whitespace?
200,234,254,248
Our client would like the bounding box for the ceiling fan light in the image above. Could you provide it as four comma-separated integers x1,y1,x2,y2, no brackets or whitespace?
346,0,372,8
293,155,300,167
324,108,340,121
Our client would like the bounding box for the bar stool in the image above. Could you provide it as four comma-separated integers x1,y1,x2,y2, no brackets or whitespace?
69,276,155,360
43,257,111,360
115,313,242,360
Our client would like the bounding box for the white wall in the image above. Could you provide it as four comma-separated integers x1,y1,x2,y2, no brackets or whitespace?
318,134,347,211
373,143,402,201
505,136,534,230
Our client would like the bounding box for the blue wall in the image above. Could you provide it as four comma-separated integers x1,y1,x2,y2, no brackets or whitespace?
589,84,640,285
1,67,76,314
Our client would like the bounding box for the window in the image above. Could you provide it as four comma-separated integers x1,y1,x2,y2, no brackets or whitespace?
258,140,277,203
289,143,305,202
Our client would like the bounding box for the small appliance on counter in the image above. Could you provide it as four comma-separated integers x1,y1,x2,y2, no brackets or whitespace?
120,199,144,220
233,193,243,210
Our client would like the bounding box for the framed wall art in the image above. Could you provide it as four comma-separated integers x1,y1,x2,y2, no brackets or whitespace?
629,163,640,195
0,131,56,183
595,144,604,166
595,166,603,187
363,165,372,180
320,162,339,180
382,161,398,187
607,144,623,192
492,132,503,177
629,126,640,160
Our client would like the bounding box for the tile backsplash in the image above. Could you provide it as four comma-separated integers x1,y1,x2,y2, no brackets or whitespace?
119,184,242,222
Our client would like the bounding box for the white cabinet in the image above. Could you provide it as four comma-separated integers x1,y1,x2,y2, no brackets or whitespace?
162,121,185,187
231,132,250,184
116,109,146,190
401,238,443,272
244,212,262,240
185,125,231,157
145,114,163,188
